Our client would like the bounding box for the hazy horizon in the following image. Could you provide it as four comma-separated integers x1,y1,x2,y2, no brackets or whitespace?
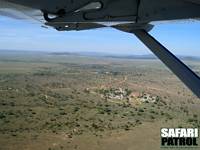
1,49,200,59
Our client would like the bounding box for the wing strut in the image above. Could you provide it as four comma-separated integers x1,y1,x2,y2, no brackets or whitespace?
132,29,200,98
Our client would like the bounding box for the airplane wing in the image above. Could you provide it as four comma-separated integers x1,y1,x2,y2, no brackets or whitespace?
1,0,200,98
1,0,200,30
0,0,44,23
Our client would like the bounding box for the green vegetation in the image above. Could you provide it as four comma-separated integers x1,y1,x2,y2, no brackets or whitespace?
0,51,200,150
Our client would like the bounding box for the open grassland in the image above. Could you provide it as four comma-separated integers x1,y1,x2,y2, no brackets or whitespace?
0,52,200,150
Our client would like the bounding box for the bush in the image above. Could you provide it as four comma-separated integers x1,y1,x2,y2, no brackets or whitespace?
0,113,5,119
138,108,144,113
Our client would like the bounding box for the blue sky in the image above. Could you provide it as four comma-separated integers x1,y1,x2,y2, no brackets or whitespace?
0,16,200,56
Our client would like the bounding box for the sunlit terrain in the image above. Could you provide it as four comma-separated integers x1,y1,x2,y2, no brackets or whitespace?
0,51,200,150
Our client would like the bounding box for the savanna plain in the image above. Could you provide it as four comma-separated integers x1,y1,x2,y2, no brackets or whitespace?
0,51,200,150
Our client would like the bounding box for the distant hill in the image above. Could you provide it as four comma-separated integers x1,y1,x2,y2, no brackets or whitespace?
50,51,200,61
0,50,200,61
51,52,157,59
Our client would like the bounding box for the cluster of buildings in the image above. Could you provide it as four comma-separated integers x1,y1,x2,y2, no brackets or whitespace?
99,88,158,104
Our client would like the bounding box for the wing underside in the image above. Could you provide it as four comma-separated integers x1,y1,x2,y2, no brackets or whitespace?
1,0,200,30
